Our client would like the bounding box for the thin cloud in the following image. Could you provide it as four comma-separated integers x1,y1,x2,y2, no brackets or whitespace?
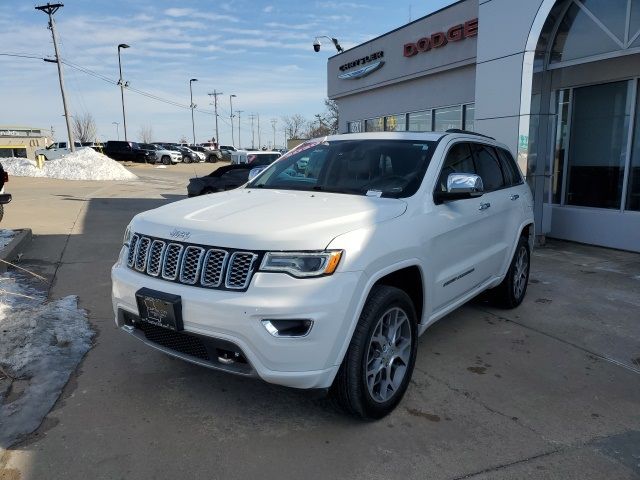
263,5,274,13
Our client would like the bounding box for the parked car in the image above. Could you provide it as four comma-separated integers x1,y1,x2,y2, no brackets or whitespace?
218,144,237,161
140,144,182,165
112,131,534,419
0,164,11,223
186,154,281,197
35,141,89,160
103,141,156,163
230,150,281,165
175,146,203,164
189,145,222,163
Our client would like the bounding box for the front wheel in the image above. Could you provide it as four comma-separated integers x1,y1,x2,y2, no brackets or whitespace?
331,285,418,419
183,156,191,164
161,156,171,165
489,236,530,309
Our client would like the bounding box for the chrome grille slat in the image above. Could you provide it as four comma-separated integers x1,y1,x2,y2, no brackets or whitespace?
162,243,184,280
201,249,228,288
146,240,166,277
127,234,139,268
225,252,258,290
128,234,258,291
179,246,205,285
134,237,151,272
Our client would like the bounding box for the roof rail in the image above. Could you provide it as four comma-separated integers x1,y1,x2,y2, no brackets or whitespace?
445,129,495,140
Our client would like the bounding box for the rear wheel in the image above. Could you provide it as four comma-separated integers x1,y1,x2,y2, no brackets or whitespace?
331,285,418,419
207,154,218,163
489,236,530,309
161,156,171,165
0,204,4,223
183,156,191,164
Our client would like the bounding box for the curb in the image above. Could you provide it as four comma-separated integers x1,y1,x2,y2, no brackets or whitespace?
0,229,33,273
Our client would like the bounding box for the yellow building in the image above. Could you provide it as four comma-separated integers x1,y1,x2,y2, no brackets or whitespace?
0,126,51,159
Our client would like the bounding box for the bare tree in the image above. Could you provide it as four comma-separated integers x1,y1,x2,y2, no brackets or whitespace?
72,112,97,143
282,114,307,140
324,99,339,134
178,135,188,144
138,125,154,144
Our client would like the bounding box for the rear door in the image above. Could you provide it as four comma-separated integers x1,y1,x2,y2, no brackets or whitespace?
469,142,512,278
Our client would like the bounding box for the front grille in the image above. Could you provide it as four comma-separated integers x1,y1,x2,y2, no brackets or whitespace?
128,233,260,291
137,321,210,361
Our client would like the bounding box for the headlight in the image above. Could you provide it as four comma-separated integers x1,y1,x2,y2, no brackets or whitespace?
259,251,343,278
123,223,133,246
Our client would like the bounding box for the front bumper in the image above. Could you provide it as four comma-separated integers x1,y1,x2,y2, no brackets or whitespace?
111,256,363,389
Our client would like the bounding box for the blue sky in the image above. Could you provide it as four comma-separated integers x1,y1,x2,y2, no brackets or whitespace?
0,0,456,147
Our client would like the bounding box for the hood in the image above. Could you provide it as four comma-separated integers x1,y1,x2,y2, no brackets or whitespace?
133,188,407,250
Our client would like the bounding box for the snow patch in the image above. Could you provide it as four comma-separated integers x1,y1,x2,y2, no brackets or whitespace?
0,149,137,181
0,229,15,251
0,272,94,447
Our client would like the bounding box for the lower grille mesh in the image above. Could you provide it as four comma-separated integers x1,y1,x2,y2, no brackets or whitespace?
137,322,210,361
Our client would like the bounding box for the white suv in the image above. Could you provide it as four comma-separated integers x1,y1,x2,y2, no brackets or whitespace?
111,132,534,418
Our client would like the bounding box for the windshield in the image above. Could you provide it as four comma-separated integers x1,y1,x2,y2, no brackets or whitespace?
247,139,437,198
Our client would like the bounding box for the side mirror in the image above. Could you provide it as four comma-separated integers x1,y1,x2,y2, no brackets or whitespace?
248,166,267,181
434,173,484,204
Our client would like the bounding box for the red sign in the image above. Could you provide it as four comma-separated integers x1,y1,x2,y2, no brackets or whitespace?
404,19,478,57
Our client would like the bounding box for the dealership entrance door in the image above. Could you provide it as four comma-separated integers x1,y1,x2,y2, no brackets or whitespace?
530,0,640,252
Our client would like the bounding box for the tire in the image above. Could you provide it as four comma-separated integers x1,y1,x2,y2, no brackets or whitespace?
489,236,530,309
330,285,418,419
0,204,4,223
183,156,191,164
207,154,218,163
161,156,171,166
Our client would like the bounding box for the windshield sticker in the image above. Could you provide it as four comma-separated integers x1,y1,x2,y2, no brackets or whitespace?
279,137,328,161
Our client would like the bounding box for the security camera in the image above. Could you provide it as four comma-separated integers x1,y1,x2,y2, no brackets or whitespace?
313,39,321,52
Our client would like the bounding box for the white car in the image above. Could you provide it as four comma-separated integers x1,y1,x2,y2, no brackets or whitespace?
141,144,182,165
35,141,90,160
112,131,534,418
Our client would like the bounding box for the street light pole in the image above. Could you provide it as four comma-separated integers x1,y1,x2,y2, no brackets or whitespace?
36,3,75,152
208,90,223,147
189,78,198,145
112,121,120,140
117,43,130,142
229,94,237,146
271,119,277,149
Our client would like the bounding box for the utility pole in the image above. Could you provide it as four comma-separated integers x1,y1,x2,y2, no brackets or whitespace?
236,110,243,149
208,90,223,146
229,94,237,146
189,78,198,145
257,113,261,148
36,3,75,152
249,114,256,149
271,119,277,149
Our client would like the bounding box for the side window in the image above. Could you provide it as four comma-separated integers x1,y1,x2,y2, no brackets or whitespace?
496,148,522,186
471,144,505,192
437,142,475,192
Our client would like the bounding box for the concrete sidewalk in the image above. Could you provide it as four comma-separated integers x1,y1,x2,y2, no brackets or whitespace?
1,166,639,479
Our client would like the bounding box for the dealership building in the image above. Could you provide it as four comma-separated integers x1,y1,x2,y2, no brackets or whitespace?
327,0,640,252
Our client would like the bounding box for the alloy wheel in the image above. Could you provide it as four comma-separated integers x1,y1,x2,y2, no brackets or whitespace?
365,307,412,403
513,246,529,300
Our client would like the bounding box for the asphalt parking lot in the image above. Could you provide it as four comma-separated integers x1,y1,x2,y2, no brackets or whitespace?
1,163,639,479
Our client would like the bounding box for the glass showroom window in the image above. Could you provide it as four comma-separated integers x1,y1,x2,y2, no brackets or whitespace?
348,121,363,133
552,89,570,204
365,117,384,132
463,104,475,131
384,114,407,132
434,105,462,131
626,81,640,211
408,111,431,131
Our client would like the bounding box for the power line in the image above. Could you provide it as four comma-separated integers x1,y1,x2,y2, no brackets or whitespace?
0,52,45,60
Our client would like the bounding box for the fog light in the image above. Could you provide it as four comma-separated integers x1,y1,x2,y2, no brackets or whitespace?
262,319,313,338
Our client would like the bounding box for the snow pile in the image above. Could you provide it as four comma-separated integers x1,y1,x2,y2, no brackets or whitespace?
0,229,15,251
0,148,137,181
0,272,94,447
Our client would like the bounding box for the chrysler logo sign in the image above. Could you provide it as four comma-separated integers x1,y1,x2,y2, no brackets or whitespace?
338,51,384,80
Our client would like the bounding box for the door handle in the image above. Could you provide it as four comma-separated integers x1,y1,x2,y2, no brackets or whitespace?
510,194,520,201
479,202,491,211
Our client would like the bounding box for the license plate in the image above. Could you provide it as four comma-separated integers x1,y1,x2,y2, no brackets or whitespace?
135,288,183,331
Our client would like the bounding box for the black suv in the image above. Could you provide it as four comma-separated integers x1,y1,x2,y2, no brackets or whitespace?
104,141,155,163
